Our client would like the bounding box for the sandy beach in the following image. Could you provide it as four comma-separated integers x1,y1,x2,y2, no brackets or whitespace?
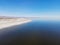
0,18,31,29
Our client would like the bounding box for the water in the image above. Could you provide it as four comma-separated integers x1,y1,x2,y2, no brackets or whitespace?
0,20,60,45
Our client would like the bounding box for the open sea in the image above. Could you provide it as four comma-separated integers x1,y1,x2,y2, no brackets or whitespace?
0,19,60,45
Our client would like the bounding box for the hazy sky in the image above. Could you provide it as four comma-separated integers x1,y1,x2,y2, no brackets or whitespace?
0,0,60,17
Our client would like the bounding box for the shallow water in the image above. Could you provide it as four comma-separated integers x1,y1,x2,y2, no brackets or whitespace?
0,20,60,45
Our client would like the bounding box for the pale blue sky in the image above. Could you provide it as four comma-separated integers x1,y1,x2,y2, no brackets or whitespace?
0,0,60,17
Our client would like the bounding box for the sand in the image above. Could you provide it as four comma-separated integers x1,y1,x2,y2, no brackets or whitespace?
0,18,31,29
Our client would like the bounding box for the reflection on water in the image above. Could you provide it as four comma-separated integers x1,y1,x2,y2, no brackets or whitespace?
0,20,60,45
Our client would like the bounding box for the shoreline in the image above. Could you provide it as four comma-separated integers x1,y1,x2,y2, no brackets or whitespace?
0,19,32,29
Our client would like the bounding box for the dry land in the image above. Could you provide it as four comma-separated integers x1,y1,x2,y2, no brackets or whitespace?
0,17,31,29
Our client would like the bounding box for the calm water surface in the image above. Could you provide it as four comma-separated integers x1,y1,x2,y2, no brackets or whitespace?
0,20,60,45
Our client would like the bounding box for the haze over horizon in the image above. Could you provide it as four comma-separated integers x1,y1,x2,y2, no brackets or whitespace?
0,0,60,17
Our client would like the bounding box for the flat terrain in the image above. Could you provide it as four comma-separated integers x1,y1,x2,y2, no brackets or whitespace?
0,16,31,29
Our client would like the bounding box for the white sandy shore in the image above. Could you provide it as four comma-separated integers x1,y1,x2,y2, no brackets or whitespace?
0,18,32,29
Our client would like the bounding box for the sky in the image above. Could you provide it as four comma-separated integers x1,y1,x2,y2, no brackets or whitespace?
0,0,60,17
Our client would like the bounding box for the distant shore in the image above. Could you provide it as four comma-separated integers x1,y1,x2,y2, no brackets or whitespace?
0,18,32,29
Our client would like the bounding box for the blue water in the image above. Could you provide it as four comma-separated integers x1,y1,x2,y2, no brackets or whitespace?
0,20,60,45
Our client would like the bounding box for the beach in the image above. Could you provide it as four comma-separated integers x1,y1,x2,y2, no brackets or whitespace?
0,18,31,29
